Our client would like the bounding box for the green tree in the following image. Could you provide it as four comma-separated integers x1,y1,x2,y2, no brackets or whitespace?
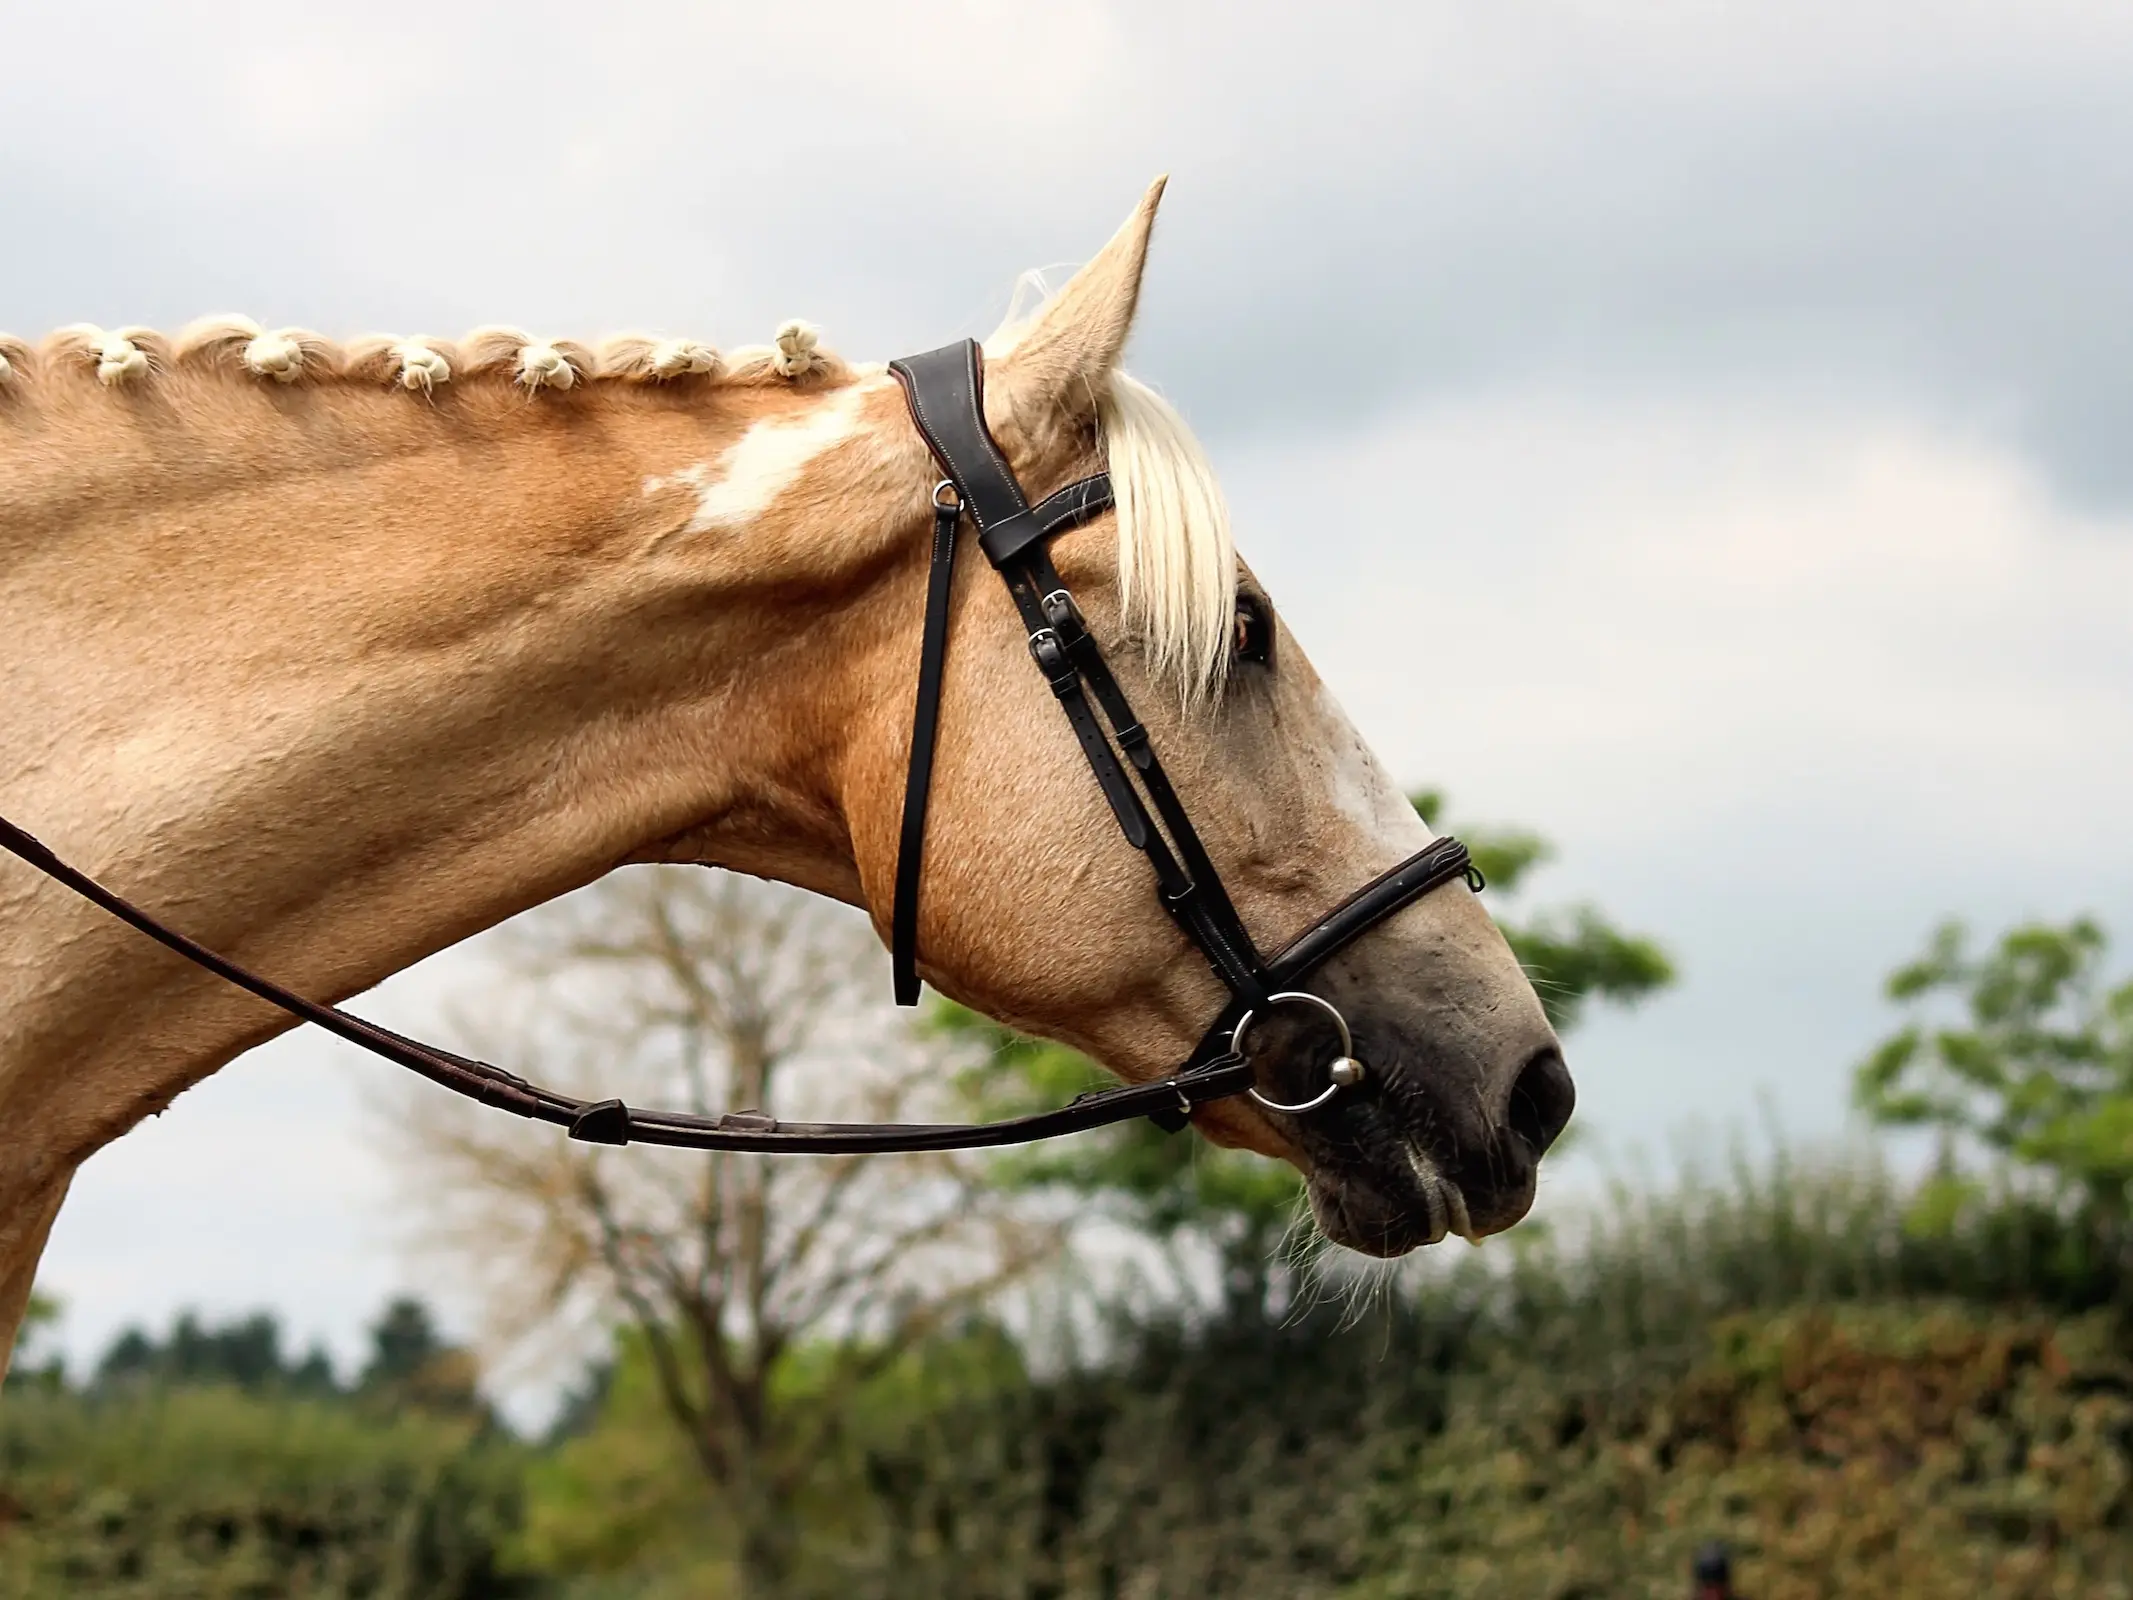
931,1001,1304,1301
1414,789,1674,1032
92,1307,338,1396
362,1296,447,1388
939,789,1675,1294
1855,916,2133,1219
357,1295,488,1418
389,868,1056,1598
18,1289,57,1344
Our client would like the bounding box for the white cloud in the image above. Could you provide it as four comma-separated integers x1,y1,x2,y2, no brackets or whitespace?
1232,388,2133,859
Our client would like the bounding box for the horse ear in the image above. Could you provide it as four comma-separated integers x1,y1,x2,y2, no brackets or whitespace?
985,177,1166,436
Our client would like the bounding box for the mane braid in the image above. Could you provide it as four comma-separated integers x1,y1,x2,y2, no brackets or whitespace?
0,320,852,396
175,316,340,384
48,324,165,386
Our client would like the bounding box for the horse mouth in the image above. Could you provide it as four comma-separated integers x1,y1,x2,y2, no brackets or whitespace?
1304,1140,1483,1258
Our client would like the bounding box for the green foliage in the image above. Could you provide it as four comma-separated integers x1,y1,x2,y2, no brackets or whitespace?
19,1161,2133,1598
0,1296,516,1595
3,1292,65,1394
0,1385,535,1599
509,1333,722,1597
1497,1142,2132,1354
1856,916,2133,1216
512,1323,1035,1599
1354,1303,2133,1600
79,1298,485,1418
363,1300,449,1391
357,1300,489,1422
1407,789,1550,896
1498,909,1676,1035
429,1143,2133,1598
15,1294,56,1347
791,1152,2133,1599
1412,789,1675,1031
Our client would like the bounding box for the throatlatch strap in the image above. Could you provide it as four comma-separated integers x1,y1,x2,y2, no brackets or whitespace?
890,495,962,1006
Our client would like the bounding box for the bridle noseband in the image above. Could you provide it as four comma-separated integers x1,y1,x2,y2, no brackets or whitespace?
0,339,1480,1154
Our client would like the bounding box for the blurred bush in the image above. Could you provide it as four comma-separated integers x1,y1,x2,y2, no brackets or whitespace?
758,1149,2133,1600
0,1296,528,1599
10,1157,2130,1598
0,1384,533,1599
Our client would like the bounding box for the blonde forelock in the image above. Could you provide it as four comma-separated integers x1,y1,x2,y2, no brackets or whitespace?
1100,373,1237,708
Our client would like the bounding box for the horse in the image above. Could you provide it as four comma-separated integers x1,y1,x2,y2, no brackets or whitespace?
0,180,1572,1372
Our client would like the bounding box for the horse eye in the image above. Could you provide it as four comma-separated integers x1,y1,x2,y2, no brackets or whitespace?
1233,596,1274,667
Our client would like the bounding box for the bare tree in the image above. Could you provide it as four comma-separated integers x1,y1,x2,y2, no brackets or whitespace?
381,867,1060,1595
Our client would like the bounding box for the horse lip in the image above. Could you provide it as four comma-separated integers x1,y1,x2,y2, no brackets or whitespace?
1404,1144,1477,1245
1417,1166,1447,1244
1443,1178,1476,1243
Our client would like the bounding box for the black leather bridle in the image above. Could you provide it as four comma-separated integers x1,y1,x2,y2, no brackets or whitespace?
0,339,1480,1154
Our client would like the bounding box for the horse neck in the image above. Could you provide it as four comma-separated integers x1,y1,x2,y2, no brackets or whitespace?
0,372,907,1163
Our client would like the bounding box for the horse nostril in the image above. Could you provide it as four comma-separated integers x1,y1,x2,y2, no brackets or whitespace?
1506,1047,1575,1157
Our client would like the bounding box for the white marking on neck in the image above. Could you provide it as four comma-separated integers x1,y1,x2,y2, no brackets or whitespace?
642,384,869,539
1316,681,1435,854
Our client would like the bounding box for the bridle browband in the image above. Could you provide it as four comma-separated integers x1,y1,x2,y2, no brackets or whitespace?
0,338,1480,1155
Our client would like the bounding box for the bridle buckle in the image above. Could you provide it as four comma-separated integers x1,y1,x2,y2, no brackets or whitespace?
1027,626,1073,683
1039,588,1084,636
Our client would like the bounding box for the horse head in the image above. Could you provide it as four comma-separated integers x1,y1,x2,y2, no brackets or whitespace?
807,182,1573,1251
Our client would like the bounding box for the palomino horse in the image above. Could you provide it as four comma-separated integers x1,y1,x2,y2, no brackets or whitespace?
0,181,1572,1371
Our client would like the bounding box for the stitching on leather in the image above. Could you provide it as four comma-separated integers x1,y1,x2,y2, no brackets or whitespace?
963,342,1031,518
899,347,1107,543
905,342,1026,531
1035,475,1114,536
892,351,978,525
958,342,1031,524
904,346,996,529
1267,843,1468,984
897,356,983,526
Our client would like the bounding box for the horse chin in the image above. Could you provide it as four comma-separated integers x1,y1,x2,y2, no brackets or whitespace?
1305,1142,1486,1259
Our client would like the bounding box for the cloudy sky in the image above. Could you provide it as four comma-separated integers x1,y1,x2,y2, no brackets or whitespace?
11,1,2133,1385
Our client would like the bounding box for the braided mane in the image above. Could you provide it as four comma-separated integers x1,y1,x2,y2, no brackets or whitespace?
0,310,1234,706
0,315,850,395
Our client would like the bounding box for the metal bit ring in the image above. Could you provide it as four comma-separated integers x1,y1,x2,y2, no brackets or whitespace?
1233,991,1367,1114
